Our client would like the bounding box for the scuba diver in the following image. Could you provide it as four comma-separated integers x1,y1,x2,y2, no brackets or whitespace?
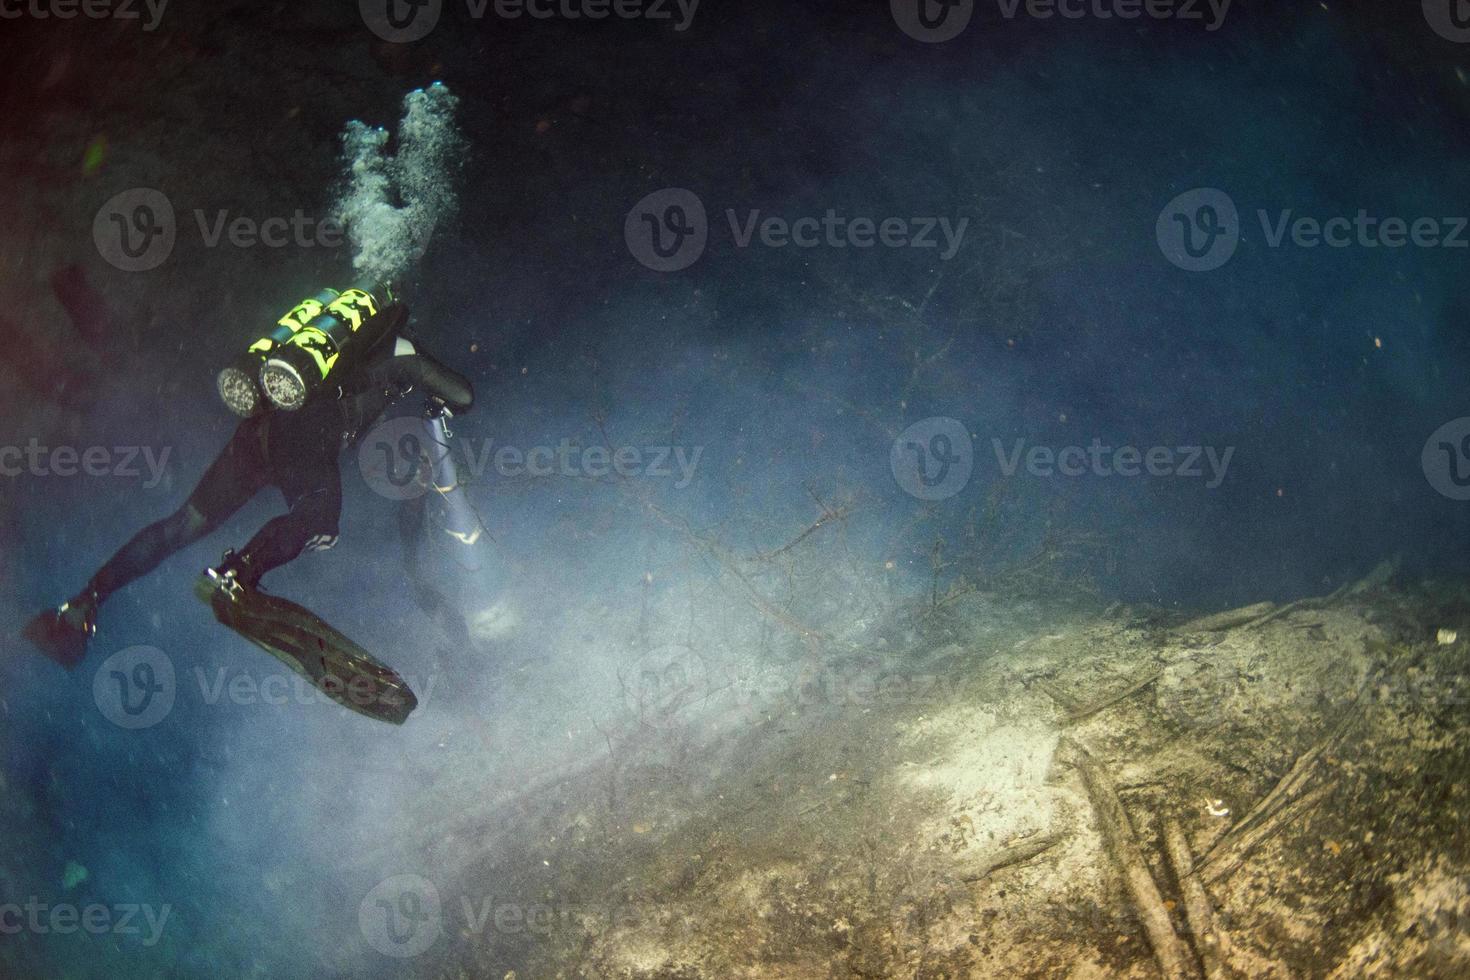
23,284,473,723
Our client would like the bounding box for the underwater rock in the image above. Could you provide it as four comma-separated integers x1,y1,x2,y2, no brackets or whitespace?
1347,556,1400,596
1180,600,1276,633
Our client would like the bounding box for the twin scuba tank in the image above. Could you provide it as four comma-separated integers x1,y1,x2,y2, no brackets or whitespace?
216,283,487,566
217,282,401,417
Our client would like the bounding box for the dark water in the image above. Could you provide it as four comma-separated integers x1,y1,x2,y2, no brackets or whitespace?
1,1,1467,976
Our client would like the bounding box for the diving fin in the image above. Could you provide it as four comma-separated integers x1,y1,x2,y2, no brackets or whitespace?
22,609,89,669
22,590,99,669
195,572,418,725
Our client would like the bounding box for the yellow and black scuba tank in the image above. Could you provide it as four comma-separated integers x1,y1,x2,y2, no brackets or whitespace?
217,288,337,417
216,282,397,416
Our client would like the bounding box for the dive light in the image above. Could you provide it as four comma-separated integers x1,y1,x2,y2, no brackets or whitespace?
216,289,338,417
217,282,396,416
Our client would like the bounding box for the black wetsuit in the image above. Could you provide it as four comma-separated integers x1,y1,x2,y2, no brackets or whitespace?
84,332,473,603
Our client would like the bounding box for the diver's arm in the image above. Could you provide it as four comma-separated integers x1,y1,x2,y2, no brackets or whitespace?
417,356,474,415
368,338,475,414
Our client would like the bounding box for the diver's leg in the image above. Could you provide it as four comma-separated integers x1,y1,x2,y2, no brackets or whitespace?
86,418,270,603
398,494,471,647
27,419,269,667
219,463,342,589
